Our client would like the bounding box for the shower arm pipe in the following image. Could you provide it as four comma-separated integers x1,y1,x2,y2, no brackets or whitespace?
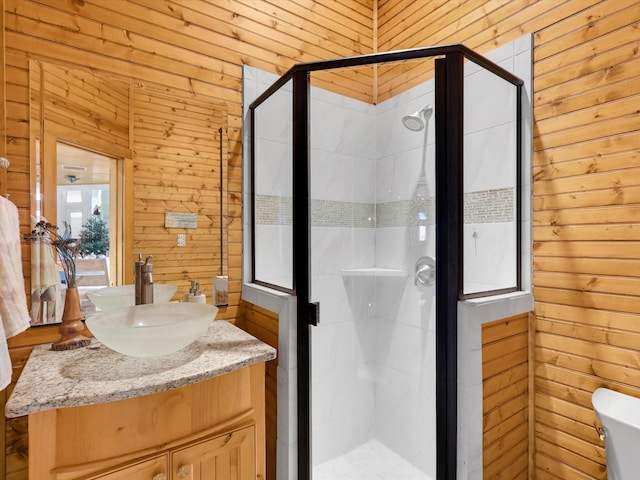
419,116,430,180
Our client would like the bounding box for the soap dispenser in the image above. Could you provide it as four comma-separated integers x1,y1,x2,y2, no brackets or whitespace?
184,280,195,302
189,281,206,304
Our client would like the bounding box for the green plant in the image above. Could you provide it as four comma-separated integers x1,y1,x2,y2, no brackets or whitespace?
77,215,110,257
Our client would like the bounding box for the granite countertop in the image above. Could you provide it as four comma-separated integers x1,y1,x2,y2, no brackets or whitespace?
5,320,276,418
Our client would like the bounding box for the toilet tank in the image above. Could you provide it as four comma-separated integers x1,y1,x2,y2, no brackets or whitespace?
592,387,640,480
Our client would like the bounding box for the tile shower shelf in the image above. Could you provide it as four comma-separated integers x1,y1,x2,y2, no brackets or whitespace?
341,267,408,277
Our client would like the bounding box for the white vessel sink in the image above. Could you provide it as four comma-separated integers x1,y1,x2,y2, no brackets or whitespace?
85,302,218,357
87,284,178,311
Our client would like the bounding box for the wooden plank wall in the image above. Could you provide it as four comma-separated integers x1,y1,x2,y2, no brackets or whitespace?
377,0,601,102
2,2,372,479
241,303,279,480
533,3,640,479
4,0,374,323
482,313,530,479
4,1,640,479
5,0,374,316
131,86,226,298
35,61,132,222
41,63,130,155
531,1,640,471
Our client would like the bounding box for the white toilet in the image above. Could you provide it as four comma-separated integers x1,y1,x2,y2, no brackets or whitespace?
592,387,640,480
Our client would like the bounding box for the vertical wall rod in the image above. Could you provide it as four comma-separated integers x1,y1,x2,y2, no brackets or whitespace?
219,127,224,276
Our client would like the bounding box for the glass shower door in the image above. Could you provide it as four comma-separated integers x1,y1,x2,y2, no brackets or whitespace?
308,66,438,480
247,43,524,480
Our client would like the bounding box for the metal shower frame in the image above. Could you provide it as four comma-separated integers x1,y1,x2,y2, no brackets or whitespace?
249,43,523,480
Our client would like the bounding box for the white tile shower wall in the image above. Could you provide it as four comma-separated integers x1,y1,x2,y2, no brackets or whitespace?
311,149,376,204
253,138,293,196
311,227,375,277
240,282,298,480
254,225,293,287
463,222,517,291
242,64,381,471
248,70,294,288
243,67,300,480
373,83,438,477
309,87,378,464
462,49,519,294
253,76,293,199
463,122,516,193
376,83,436,204
375,78,433,161
310,88,377,171
242,33,532,480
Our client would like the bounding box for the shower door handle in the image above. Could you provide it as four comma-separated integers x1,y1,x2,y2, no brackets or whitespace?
308,302,320,326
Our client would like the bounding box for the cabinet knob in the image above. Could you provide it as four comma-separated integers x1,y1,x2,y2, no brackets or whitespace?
176,464,192,479
152,474,167,480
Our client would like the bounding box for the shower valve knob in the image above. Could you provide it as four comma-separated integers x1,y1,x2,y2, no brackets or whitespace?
415,256,436,288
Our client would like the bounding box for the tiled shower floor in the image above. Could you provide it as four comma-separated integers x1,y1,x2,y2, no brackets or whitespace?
313,439,433,480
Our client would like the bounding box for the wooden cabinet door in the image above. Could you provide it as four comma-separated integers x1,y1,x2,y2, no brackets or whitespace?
89,455,168,480
171,425,255,480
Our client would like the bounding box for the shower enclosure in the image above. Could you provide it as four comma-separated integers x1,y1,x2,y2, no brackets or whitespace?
247,43,524,480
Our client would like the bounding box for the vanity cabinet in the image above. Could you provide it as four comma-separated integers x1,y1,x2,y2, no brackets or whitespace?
6,320,275,480
27,362,267,480
88,456,167,480
86,424,255,480
171,424,255,479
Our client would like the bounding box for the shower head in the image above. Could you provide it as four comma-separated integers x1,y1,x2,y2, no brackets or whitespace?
402,105,433,131
402,115,424,132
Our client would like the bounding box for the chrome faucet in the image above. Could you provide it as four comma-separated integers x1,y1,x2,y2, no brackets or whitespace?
135,253,154,305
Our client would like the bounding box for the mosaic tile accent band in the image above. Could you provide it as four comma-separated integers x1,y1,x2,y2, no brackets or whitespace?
376,198,435,228
463,187,514,224
255,187,514,227
254,195,292,225
254,195,375,227
311,199,375,228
